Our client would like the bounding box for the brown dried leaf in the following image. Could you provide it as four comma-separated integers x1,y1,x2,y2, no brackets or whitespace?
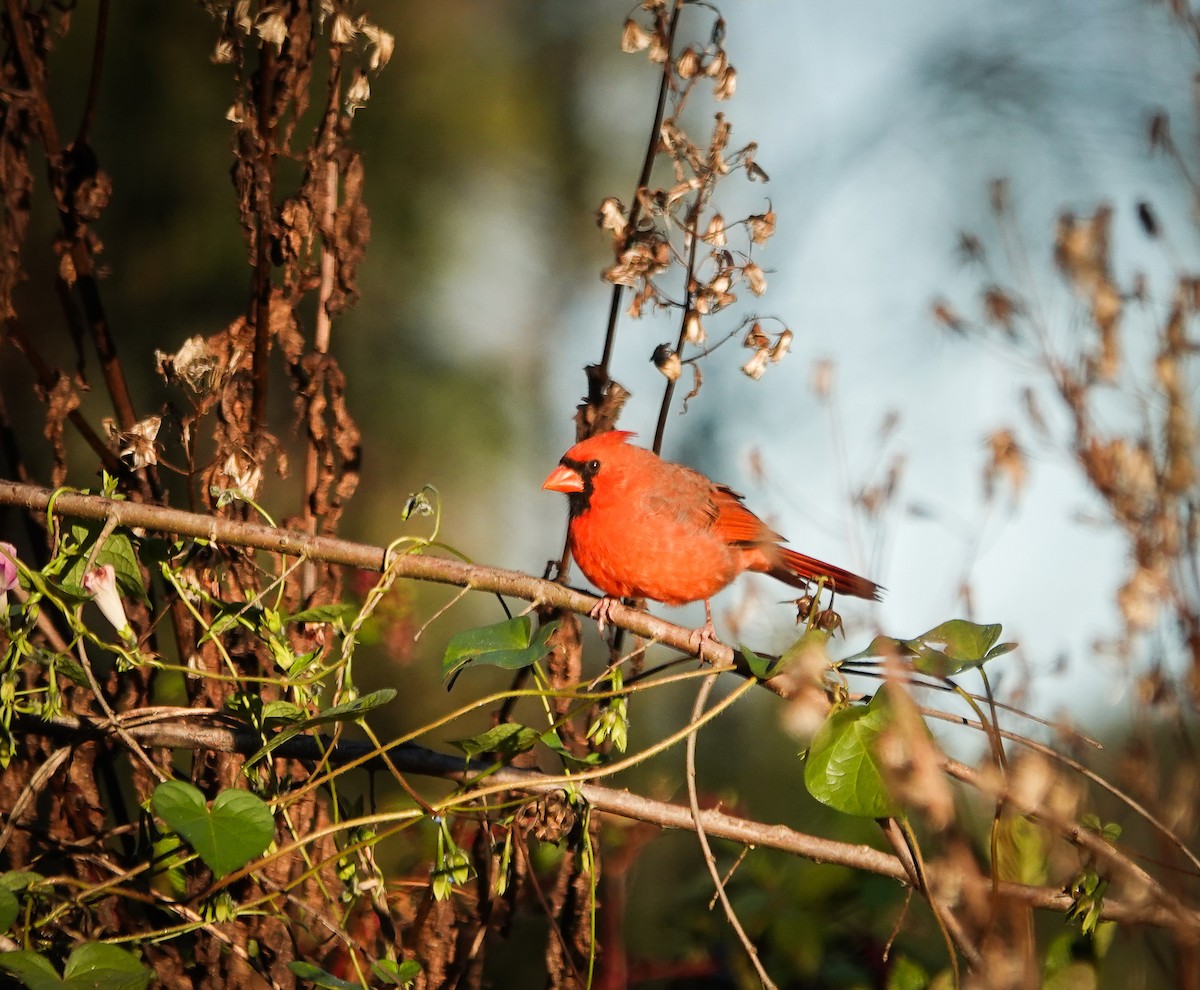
37,373,82,486
983,428,1026,502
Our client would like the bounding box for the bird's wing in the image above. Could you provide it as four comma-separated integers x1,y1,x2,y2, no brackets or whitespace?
708,484,785,546
639,464,781,546
636,462,721,530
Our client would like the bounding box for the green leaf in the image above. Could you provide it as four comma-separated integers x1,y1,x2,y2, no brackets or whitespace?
260,700,306,726
841,622,1017,676
287,960,367,989
372,959,421,986
286,604,358,627
149,836,188,900
60,523,146,604
450,723,540,760
243,689,396,768
887,954,930,990
306,690,396,725
804,687,901,818
0,870,44,893
28,646,89,688
0,944,150,990
740,645,775,679
539,728,601,767
0,888,16,933
841,634,913,665
62,944,151,990
151,781,274,878
0,951,62,990
202,602,263,643
441,617,560,685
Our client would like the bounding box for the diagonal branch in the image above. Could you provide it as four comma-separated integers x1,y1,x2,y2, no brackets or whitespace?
10,708,1193,934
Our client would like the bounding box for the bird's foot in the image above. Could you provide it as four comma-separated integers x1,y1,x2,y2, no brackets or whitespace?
589,596,621,633
687,620,719,654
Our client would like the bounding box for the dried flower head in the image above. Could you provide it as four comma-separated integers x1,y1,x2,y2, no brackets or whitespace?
714,65,738,101
810,358,835,398
743,261,767,296
596,197,628,238
748,210,776,245
157,336,219,392
769,329,792,362
254,9,288,52
651,344,682,382
621,18,653,53
678,46,702,79
345,71,371,116
743,322,769,349
742,348,769,380
111,416,163,469
702,213,726,246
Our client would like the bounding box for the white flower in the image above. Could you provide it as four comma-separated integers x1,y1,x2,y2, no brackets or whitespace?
82,565,135,645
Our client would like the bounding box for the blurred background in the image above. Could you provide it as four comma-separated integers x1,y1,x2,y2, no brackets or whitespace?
2,0,1197,980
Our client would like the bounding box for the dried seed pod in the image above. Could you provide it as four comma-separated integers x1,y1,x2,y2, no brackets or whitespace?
651,344,682,381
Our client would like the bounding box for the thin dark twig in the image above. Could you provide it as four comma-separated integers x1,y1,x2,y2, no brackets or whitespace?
3,0,141,440
653,198,703,454
75,0,109,146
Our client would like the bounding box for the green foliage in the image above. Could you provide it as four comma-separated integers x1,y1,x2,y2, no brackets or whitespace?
287,958,421,989
0,943,150,990
843,619,1016,677
887,954,930,990
242,688,397,767
450,722,541,760
431,819,472,901
150,781,275,878
804,685,905,819
441,616,560,685
0,887,17,934
58,521,145,604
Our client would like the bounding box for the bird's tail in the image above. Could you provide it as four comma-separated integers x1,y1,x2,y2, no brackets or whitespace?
769,547,883,601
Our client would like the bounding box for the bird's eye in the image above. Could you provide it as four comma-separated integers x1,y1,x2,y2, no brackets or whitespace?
585,458,601,473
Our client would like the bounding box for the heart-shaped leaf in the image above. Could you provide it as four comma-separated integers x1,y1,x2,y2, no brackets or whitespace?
60,522,146,605
804,687,900,818
372,958,422,985
0,943,150,990
62,944,151,990
152,781,274,878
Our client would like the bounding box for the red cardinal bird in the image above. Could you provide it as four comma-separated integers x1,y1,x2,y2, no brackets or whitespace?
542,431,881,642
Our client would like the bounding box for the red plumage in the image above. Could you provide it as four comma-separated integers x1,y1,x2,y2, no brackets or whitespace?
543,431,880,636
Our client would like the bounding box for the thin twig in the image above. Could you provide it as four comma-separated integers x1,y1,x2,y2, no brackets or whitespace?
686,673,778,989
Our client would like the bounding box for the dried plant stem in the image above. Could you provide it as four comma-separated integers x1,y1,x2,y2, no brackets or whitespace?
598,0,686,382
686,672,779,989
4,0,138,435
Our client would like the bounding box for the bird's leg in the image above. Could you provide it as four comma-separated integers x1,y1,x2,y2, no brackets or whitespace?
589,596,621,633
687,600,719,654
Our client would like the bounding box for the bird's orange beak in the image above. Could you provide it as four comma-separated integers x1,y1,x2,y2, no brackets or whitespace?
542,463,584,494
